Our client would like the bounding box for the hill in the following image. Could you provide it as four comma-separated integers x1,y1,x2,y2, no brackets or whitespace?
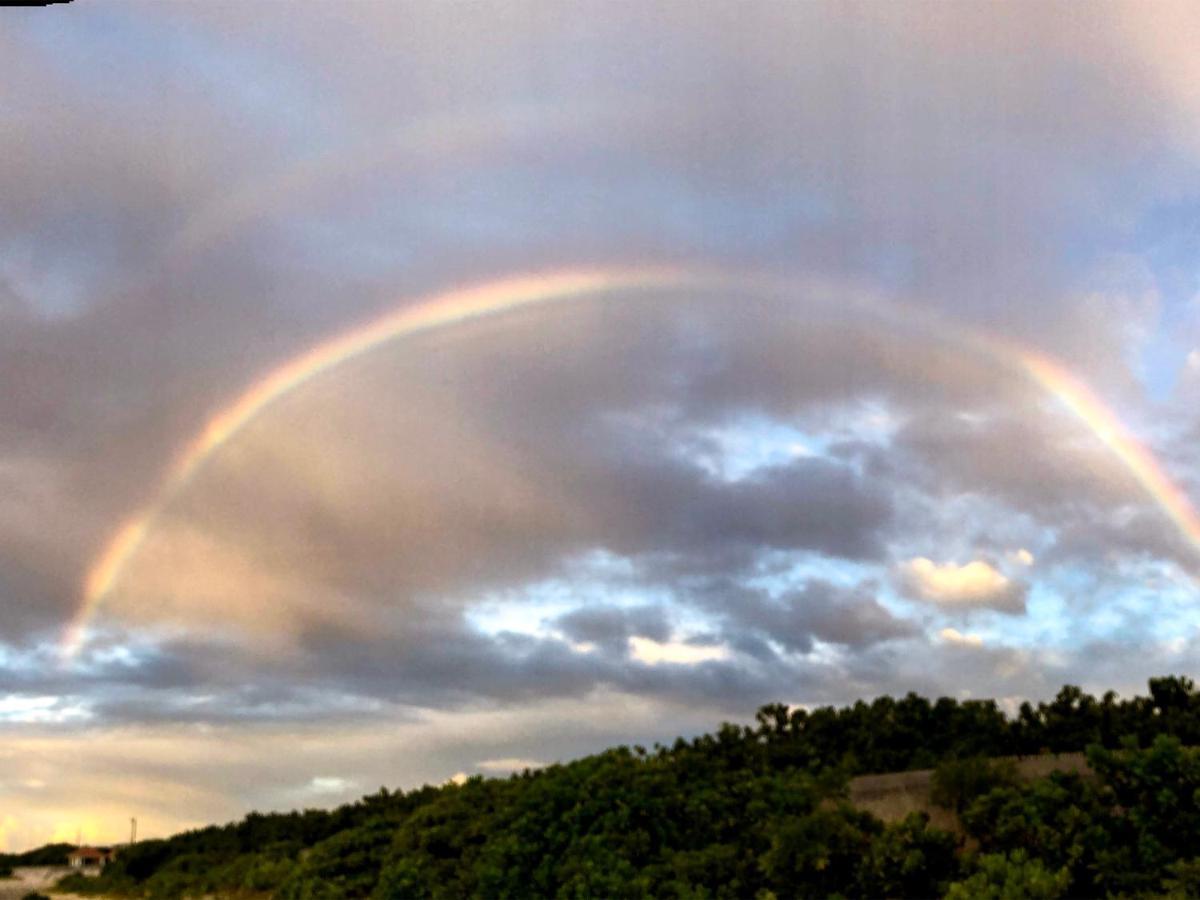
0,843,73,877
48,676,1200,898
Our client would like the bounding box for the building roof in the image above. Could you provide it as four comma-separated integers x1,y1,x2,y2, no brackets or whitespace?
68,847,112,860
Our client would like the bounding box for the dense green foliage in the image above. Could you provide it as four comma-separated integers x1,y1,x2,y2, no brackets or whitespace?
49,676,1200,898
961,734,1200,898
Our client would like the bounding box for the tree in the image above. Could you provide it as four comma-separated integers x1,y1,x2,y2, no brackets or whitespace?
944,851,1070,900
859,812,958,898
930,756,1018,813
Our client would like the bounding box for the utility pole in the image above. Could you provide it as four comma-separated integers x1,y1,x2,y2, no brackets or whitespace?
130,818,137,846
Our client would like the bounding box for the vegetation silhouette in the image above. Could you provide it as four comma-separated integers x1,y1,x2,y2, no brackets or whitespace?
0,843,74,876
46,676,1200,898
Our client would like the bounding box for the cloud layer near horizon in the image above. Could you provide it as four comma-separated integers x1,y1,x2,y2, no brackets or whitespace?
2,1,1200,849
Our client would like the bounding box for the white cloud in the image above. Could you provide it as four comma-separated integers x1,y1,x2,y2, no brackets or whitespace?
899,558,1026,613
938,627,984,648
307,776,355,795
1008,548,1035,567
629,636,730,666
0,695,92,724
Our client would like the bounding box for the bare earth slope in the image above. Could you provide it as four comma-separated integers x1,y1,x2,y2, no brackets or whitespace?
849,752,1091,833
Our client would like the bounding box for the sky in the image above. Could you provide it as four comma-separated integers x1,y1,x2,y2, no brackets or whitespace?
2,0,1200,851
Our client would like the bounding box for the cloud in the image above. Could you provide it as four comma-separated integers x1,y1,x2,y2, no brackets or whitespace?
781,581,920,650
938,627,984,648
1009,548,1035,567
628,636,730,666
0,694,91,724
899,558,1027,613
708,580,920,657
91,347,898,654
890,409,1145,518
306,776,356,796
555,605,671,651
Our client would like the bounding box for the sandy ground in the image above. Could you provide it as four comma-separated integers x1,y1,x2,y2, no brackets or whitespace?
0,867,94,900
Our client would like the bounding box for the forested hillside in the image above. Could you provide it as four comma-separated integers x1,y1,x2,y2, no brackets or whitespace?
53,676,1200,898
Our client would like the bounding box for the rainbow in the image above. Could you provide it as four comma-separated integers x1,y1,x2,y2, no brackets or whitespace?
62,267,692,658
63,268,1200,658
1016,350,1200,556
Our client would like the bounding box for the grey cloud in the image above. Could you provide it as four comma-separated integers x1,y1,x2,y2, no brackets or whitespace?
98,346,898,648
891,410,1139,515
884,405,1200,577
1046,511,1200,576
553,604,671,651
690,579,918,657
786,582,920,649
